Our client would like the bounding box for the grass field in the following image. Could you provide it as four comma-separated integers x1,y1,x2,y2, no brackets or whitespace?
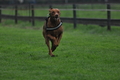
0,3,120,80
0,21,120,80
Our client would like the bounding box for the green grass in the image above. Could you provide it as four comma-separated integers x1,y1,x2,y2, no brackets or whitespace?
0,22,120,80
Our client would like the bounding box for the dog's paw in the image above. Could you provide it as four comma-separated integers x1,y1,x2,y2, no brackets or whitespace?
51,55,58,57
51,55,55,57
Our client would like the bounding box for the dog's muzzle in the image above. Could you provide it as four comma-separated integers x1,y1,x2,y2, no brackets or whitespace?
55,15,59,18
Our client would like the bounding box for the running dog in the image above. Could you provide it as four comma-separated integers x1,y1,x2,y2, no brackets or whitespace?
43,8,63,57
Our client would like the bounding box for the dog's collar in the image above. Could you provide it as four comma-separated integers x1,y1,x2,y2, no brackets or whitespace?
45,17,62,31
46,22,62,31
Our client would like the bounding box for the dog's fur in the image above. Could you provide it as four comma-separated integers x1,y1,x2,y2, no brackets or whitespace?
43,8,63,57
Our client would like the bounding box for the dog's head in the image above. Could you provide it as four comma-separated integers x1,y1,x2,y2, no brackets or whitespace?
49,8,60,19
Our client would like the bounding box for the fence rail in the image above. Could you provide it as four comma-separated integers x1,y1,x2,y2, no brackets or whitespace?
1,14,120,26
0,4,120,30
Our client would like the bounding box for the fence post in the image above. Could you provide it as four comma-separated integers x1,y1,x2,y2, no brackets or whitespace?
73,4,77,28
29,3,31,22
15,5,18,24
0,5,1,23
107,4,111,30
49,5,52,9
31,5,35,26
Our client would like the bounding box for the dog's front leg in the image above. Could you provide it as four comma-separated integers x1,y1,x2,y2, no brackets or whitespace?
45,38,55,57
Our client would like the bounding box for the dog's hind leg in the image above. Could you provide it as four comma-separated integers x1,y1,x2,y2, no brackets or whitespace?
47,35,58,52
51,37,60,52
51,33,63,52
57,33,63,45
51,42,58,52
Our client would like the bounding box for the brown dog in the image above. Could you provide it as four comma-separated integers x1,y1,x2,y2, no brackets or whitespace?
43,8,63,57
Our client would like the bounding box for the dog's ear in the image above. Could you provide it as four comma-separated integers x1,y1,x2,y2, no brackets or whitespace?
49,8,53,12
49,7,53,12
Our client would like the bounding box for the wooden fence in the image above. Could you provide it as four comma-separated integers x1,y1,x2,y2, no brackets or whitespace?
0,4,120,30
